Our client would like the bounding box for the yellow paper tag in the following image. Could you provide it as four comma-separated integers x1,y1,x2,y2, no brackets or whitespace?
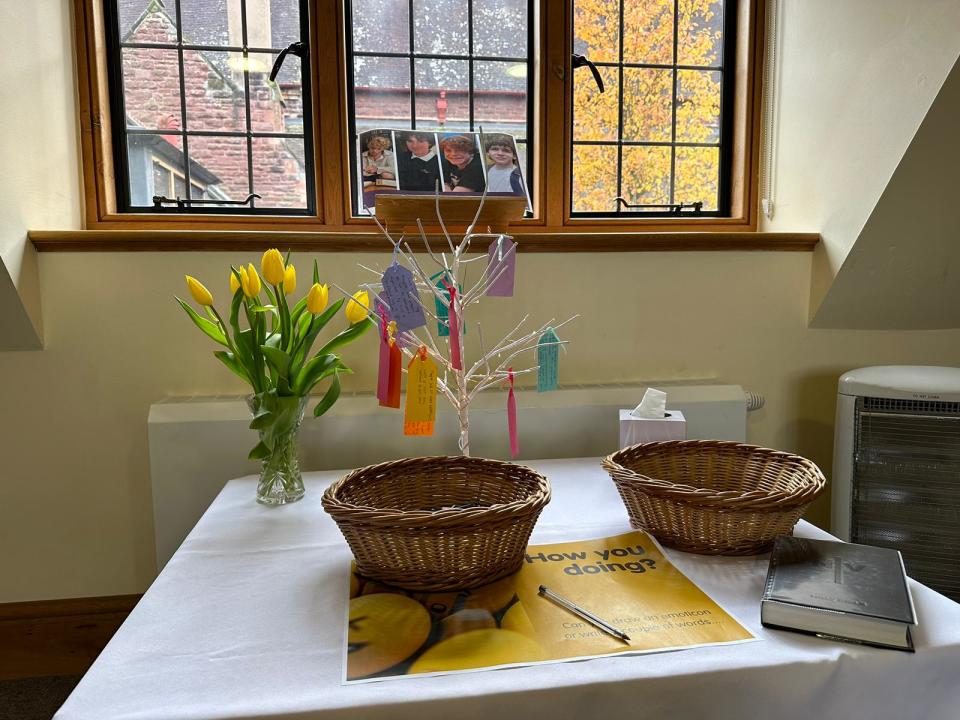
404,348,437,436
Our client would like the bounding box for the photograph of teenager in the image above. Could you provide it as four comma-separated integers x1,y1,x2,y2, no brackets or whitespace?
483,134,525,195
440,133,486,193
360,132,397,188
396,131,442,191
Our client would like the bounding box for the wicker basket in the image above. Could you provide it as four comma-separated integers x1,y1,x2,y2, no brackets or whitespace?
602,441,826,555
322,456,551,591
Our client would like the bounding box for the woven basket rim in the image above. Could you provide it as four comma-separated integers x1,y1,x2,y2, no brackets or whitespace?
602,440,826,510
322,455,551,528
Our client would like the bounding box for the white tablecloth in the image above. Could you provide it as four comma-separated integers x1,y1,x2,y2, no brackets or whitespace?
56,458,960,720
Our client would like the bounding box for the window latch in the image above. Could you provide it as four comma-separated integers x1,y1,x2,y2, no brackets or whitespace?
572,54,604,93
152,194,262,210
614,197,704,215
270,41,307,82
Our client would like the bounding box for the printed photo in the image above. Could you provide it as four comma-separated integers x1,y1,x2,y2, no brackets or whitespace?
395,130,442,193
439,133,486,193
358,130,398,212
482,134,526,197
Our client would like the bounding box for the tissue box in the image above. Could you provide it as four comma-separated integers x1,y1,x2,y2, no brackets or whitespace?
619,409,686,448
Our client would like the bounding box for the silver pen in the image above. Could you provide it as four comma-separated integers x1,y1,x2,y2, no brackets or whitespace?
538,584,631,643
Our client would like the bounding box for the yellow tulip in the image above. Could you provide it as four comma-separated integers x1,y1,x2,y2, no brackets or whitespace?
345,290,370,325
243,264,261,298
307,283,329,314
185,275,214,307
283,264,296,295
229,270,241,295
261,248,285,286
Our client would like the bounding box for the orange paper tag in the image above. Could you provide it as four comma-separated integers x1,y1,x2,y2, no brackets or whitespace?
404,347,437,436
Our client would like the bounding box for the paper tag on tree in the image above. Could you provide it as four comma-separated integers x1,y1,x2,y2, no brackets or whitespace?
386,340,402,409
442,279,463,370
432,271,465,338
537,327,560,392
507,369,519,457
404,347,437,436
376,312,391,405
379,320,401,409
382,263,426,333
485,235,517,297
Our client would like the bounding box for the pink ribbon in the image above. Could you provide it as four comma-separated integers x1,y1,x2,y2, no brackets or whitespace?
507,368,519,458
443,279,462,371
376,308,390,405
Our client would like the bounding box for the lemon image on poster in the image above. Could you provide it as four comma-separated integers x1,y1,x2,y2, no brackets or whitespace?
347,594,431,680
409,629,547,674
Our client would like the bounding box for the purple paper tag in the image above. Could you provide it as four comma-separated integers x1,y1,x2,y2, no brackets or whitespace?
382,263,426,333
485,236,516,297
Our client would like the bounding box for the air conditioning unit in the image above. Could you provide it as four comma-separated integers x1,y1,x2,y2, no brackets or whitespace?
833,366,960,602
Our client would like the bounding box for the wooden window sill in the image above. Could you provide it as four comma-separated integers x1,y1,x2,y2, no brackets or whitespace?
29,230,819,253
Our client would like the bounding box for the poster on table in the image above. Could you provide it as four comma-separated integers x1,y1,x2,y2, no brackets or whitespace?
343,530,755,683
358,128,532,214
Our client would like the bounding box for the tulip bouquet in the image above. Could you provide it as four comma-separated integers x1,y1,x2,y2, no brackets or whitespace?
178,249,372,505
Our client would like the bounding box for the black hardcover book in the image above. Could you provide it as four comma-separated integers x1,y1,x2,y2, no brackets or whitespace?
761,535,917,651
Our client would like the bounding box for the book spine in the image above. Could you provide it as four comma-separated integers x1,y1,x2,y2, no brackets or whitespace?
761,550,779,602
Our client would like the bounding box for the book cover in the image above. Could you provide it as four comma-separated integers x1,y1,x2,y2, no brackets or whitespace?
761,536,916,649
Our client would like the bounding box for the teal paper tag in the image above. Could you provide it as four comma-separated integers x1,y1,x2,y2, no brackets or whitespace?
537,327,560,392
431,271,465,337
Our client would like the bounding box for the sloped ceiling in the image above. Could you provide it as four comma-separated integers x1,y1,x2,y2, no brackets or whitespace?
811,56,960,329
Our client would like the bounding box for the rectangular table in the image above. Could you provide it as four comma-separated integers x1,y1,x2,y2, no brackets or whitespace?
56,458,960,720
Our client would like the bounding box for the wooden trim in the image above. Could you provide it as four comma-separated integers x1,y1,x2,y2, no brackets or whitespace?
74,0,764,236
30,229,819,252
0,594,140,680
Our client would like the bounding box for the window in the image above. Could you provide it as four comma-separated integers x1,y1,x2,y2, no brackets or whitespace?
571,0,735,217
103,0,314,213
345,0,533,216
75,0,762,237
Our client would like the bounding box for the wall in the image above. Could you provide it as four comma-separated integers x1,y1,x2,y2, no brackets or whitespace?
0,0,83,348
4,1,960,603
761,0,960,320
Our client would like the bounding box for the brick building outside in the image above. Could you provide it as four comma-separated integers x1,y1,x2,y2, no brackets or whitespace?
120,0,528,209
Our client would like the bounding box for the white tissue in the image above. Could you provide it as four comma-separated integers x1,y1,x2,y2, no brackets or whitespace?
631,388,667,419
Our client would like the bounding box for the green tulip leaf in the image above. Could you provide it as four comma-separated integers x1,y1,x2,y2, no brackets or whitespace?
213,351,250,383
290,295,309,328
177,297,228,346
249,409,273,430
313,372,342,417
293,353,341,395
261,346,292,380
248,440,271,461
315,318,373,357
312,258,320,285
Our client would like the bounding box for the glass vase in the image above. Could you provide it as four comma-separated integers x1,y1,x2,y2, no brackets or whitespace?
247,394,309,506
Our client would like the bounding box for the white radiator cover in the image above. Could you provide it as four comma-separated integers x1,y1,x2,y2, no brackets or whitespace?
148,383,748,571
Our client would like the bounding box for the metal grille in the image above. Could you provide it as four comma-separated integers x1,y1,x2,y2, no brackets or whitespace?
570,0,737,217
852,396,960,601
862,396,960,415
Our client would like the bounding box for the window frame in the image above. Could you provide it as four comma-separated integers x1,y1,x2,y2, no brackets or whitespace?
73,0,764,239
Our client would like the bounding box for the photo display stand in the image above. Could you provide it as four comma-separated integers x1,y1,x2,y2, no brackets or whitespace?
373,194,527,234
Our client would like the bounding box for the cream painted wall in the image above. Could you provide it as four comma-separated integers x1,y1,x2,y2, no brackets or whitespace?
4,1,960,603
0,0,82,347
4,250,960,602
760,0,960,320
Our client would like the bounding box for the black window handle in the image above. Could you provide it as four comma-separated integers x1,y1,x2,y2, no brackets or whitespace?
270,41,307,82
572,53,604,93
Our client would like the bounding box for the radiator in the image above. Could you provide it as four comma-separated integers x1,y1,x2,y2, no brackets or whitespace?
148,383,750,572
